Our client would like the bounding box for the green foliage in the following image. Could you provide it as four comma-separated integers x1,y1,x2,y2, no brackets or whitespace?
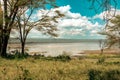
97,57,105,64
105,61,120,65
97,55,105,64
54,54,71,62
33,54,71,62
32,54,45,59
88,69,120,80
88,69,102,80
6,50,29,59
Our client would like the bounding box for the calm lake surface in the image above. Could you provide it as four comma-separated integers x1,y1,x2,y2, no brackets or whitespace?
9,39,104,56
27,40,102,56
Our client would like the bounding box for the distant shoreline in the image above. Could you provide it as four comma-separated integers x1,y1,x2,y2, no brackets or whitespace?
9,38,106,43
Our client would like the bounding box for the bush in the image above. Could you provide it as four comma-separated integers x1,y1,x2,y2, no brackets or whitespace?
32,54,44,59
88,69,102,80
54,55,71,61
88,69,120,80
97,55,105,64
97,57,105,64
6,50,29,59
40,54,71,62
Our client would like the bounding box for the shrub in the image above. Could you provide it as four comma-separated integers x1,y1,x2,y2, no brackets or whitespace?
33,54,44,59
6,50,29,59
88,69,120,80
88,69,102,80
97,55,105,64
54,54,71,62
97,57,105,64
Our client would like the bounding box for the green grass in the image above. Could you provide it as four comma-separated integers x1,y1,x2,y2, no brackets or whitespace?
0,54,120,80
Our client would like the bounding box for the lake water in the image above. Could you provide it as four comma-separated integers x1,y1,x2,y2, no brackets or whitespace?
9,39,104,56
27,41,101,56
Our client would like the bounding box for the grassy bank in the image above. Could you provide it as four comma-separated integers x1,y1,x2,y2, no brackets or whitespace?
0,54,120,80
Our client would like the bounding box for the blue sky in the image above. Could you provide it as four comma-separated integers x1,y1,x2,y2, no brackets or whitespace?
57,0,120,16
46,0,118,39
29,0,120,39
57,0,96,17
12,0,120,39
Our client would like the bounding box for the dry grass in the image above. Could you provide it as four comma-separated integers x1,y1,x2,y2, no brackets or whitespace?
0,53,120,80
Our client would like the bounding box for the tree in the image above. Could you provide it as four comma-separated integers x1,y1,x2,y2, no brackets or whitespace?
89,0,120,49
0,0,57,57
99,15,120,48
15,8,64,54
99,39,107,54
0,0,19,57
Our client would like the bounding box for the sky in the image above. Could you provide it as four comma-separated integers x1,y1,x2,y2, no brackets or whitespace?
11,0,120,39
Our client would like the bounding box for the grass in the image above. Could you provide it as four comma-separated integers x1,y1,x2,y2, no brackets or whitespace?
0,53,120,80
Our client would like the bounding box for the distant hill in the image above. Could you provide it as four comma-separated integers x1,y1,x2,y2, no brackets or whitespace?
9,38,106,43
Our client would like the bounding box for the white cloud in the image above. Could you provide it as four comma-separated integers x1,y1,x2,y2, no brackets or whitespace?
66,12,81,19
59,28,83,35
53,5,103,38
27,29,48,38
91,30,98,34
55,5,71,14
93,8,120,20
21,5,104,39
69,29,84,35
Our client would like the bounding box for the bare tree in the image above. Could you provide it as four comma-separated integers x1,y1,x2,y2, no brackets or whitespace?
99,15,120,49
99,39,107,54
89,0,120,49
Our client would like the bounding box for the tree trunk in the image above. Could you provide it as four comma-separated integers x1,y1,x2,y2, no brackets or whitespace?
0,24,2,56
21,39,27,55
0,34,9,57
0,34,2,56
21,42,25,55
0,31,2,56
0,25,3,56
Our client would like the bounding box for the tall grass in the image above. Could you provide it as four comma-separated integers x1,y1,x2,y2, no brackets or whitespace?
0,54,120,80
